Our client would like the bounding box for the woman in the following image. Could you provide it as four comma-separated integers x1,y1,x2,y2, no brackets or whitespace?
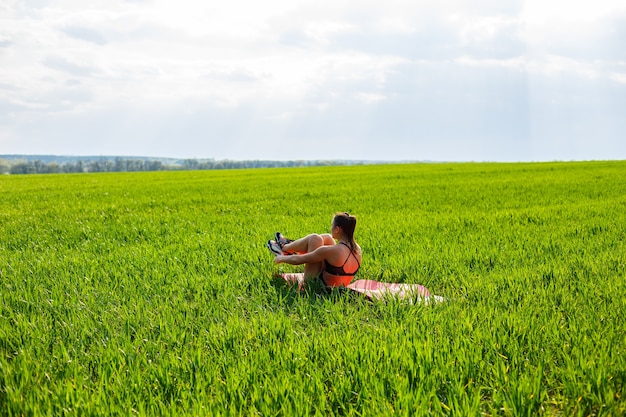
267,212,362,288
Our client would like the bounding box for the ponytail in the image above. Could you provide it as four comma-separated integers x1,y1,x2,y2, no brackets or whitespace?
333,212,357,249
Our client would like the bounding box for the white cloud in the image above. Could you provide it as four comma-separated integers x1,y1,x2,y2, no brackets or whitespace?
611,72,626,85
0,0,625,160
522,0,625,23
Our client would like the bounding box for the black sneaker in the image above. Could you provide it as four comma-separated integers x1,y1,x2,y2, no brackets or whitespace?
275,232,294,249
266,240,283,256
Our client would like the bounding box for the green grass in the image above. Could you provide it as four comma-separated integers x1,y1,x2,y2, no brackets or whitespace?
1,161,625,416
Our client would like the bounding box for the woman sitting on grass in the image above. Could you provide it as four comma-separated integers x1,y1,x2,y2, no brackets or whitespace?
267,212,362,288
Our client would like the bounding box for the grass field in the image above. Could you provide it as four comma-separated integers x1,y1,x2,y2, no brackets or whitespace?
1,161,625,416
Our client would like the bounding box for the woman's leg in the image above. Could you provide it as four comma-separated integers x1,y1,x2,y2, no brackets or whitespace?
306,234,335,279
282,233,333,254
320,233,335,245
282,233,334,279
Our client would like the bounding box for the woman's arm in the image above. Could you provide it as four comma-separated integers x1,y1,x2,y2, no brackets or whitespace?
275,246,331,265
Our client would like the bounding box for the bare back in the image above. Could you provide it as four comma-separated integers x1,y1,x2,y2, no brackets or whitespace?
324,241,361,276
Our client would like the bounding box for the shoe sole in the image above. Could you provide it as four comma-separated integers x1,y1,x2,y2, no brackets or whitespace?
267,240,283,256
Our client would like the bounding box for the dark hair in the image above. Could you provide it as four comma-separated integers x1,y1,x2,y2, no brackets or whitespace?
333,212,357,248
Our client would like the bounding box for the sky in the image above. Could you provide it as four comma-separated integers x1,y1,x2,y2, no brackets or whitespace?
1,0,625,162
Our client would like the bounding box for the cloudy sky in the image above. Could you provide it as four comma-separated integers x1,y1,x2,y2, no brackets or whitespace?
1,0,625,161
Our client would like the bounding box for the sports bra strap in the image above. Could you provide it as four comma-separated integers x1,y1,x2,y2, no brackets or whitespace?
339,242,360,268
324,242,360,276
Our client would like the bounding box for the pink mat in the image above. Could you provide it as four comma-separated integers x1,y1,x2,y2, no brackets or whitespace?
279,273,443,303
347,279,430,299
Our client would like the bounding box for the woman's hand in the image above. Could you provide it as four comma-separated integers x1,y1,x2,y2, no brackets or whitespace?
274,255,286,264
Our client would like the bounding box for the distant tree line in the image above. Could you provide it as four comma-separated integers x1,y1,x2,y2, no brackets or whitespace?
1,158,166,174
0,157,356,175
